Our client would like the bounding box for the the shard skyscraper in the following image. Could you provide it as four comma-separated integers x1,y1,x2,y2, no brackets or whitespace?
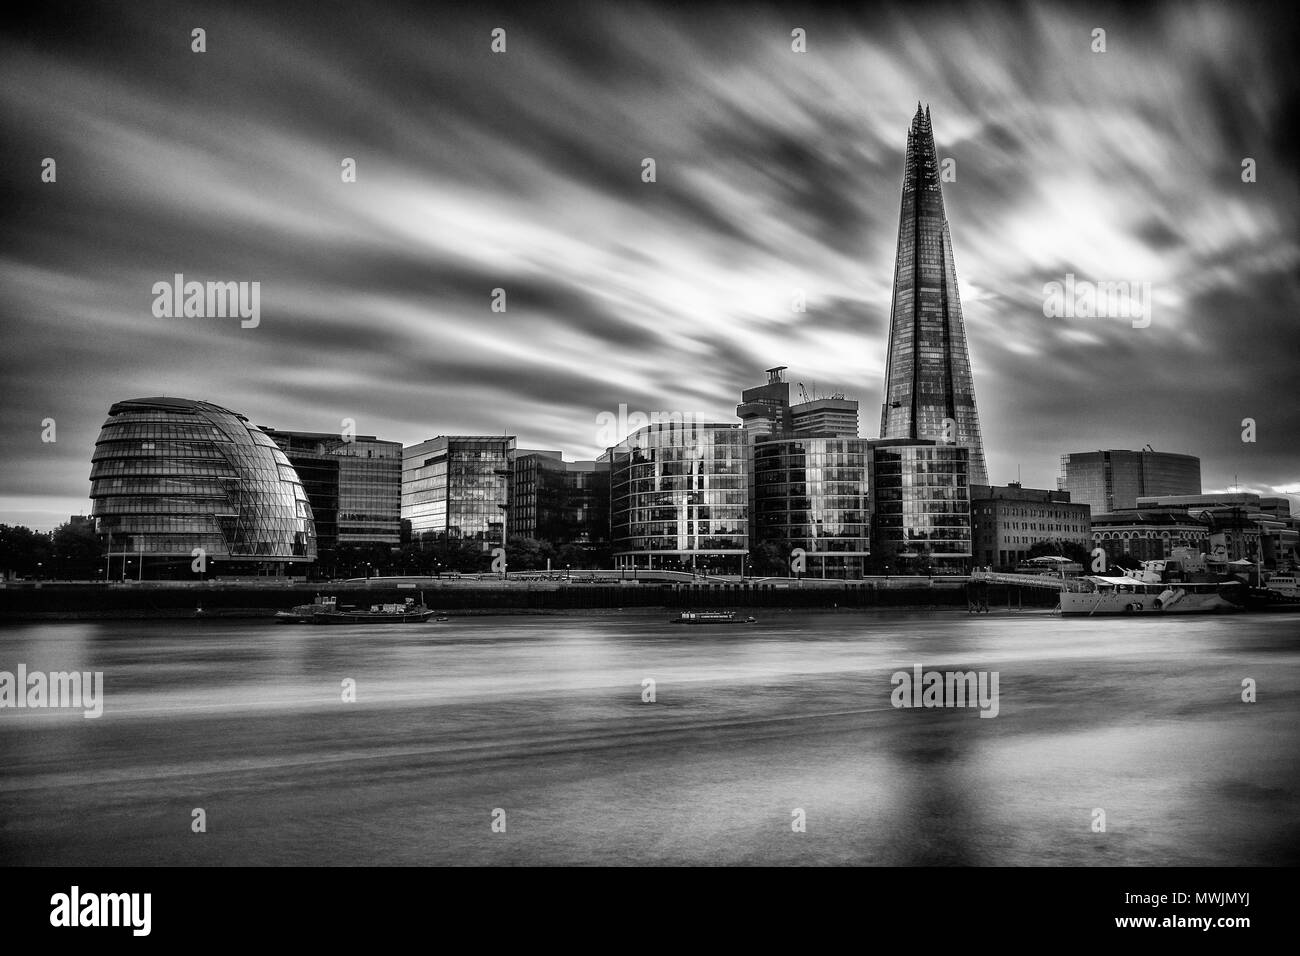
879,104,988,487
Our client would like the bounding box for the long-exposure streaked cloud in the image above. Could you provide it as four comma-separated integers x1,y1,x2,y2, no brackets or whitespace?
1,0,1297,528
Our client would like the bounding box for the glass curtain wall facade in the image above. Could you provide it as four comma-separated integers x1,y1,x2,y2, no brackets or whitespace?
337,444,402,545
508,454,611,554
508,451,569,542
870,439,971,569
567,461,611,552
402,436,514,546
609,423,748,573
279,451,340,550
753,437,869,578
89,397,315,578
1058,450,1201,515
262,429,402,549
880,105,988,486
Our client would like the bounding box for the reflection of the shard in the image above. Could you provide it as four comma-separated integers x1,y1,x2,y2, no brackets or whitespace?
875,671,991,866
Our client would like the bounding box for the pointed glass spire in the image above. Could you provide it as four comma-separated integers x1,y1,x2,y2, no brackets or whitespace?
880,106,988,486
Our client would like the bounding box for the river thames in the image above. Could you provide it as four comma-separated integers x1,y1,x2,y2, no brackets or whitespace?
1,610,1296,866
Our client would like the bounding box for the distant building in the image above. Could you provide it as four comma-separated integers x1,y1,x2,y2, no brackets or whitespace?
1130,492,1298,568
753,436,869,577
791,396,859,438
1090,509,1214,565
736,367,793,440
737,366,860,440
261,428,402,551
1058,449,1200,514
89,397,315,579
869,439,971,570
607,421,748,573
1137,492,1258,510
969,483,1090,569
1259,497,1292,520
402,436,514,547
1256,512,1300,571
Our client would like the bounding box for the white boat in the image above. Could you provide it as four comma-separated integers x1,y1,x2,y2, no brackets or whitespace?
1263,573,1300,598
1059,575,1243,616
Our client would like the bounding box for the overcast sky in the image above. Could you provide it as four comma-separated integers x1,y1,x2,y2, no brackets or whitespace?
2,0,1297,530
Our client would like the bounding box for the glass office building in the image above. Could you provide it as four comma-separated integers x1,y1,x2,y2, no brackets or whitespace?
565,461,611,553
402,436,514,545
508,451,610,552
753,437,869,578
1058,450,1201,515
508,451,569,542
879,105,988,487
261,429,402,550
869,439,971,569
89,397,316,578
608,422,748,572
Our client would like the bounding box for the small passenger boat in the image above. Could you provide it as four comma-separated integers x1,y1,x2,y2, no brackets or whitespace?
672,610,757,625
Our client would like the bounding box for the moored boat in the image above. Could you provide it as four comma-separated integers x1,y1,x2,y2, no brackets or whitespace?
1261,573,1300,598
673,610,757,625
310,596,435,624
1244,572,1300,611
275,595,340,624
1059,576,1243,616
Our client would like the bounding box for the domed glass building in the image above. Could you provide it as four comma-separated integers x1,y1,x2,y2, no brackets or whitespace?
90,397,316,579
